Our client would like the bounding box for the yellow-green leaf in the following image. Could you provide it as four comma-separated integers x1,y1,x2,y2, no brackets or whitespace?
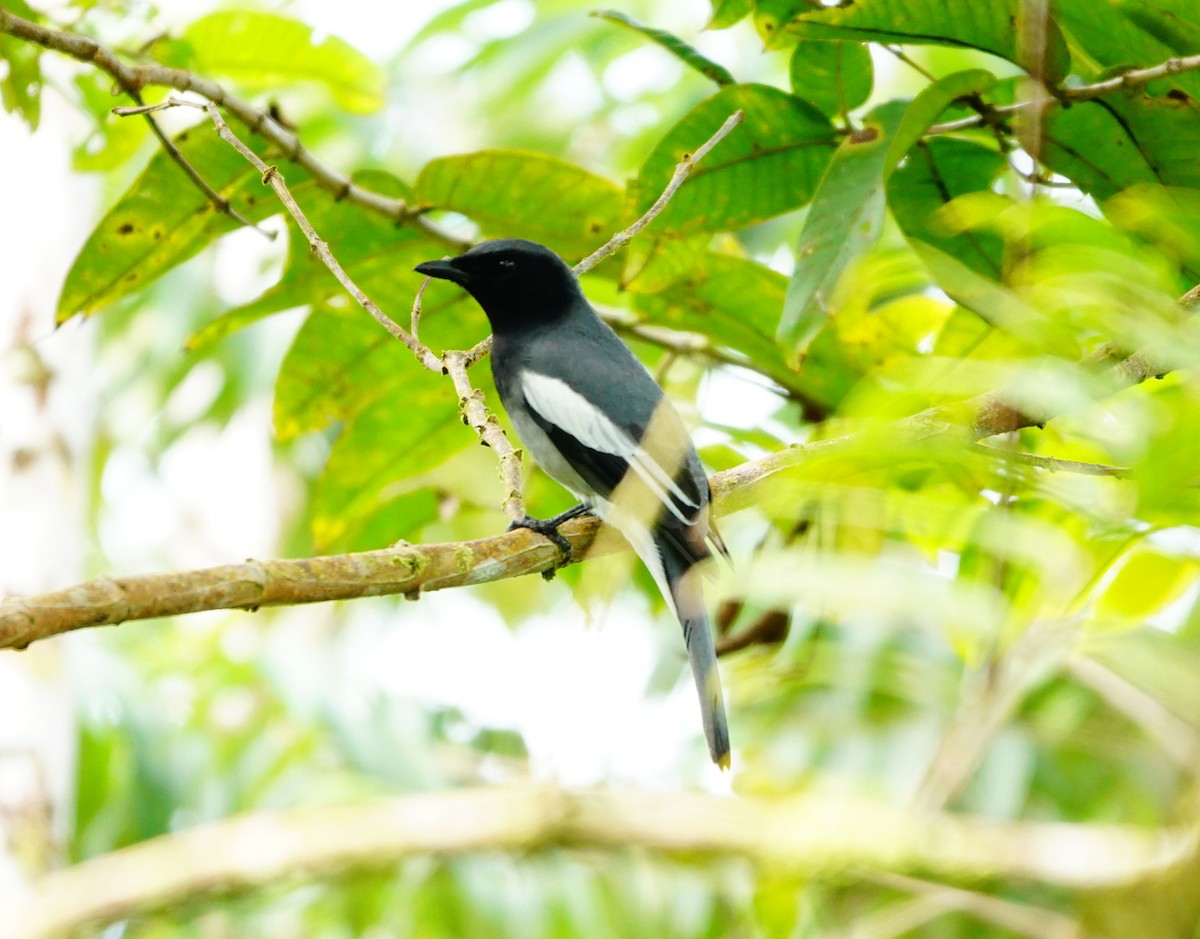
180,11,385,114
57,127,309,322
1097,548,1200,621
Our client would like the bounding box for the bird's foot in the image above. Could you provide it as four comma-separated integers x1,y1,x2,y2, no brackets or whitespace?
507,504,590,579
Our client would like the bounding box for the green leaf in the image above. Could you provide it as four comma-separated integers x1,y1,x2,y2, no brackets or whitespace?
275,299,470,441
779,0,1071,80
889,138,1007,278
416,150,625,258
179,11,385,114
633,83,838,233
1105,184,1200,281
310,384,471,549
593,10,735,86
71,73,148,173
789,39,874,117
631,252,802,387
753,0,812,48
779,101,908,356
0,0,43,129
1055,0,1200,99
1043,92,1200,201
912,241,1081,357
707,0,752,30
1096,548,1200,621
885,69,997,169
57,127,310,322
1122,0,1200,50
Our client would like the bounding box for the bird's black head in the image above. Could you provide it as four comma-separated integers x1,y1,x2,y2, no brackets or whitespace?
414,239,585,332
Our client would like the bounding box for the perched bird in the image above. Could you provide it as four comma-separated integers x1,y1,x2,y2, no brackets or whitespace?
415,239,730,768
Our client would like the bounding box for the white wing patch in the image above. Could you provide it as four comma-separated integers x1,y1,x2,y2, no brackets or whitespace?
519,370,698,525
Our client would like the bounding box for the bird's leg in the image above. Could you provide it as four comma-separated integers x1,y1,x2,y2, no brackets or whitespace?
507,503,591,577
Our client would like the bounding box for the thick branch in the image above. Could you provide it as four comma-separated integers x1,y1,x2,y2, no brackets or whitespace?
8,785,1199,939
0,7,467,249
0,327,1173,651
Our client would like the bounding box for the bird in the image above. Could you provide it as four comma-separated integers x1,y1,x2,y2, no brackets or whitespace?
415,238,731,768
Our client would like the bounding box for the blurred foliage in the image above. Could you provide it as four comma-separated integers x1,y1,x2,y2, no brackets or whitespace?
9,0,1200,935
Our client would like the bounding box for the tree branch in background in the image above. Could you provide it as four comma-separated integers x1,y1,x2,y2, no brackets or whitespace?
860,871,1103,939
8,784,1199,939
928,51,1200,136
0,7,468,250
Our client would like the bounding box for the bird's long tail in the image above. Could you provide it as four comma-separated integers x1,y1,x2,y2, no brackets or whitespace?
658,539,730,769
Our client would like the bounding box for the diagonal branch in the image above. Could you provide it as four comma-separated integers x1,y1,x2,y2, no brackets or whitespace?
145,94,743,526
573,109,744,275
8,784,1200,939
0,7,467,250
929,52,1200,136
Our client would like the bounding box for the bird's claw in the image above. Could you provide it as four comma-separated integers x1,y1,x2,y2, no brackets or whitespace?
508,514,574,577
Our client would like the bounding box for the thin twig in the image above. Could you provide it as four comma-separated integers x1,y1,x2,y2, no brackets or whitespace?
929,51,1200,135
410,276,431,343
573,110,745,275
972,443,1132,478
156,98,523,519
441,349,527,522
182,100,436,367
880,44,937,82
114,96,271,236
863,871,1100,939
0,7,467,250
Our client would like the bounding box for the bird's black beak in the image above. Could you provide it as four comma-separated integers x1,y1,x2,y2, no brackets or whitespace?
415,258,468,285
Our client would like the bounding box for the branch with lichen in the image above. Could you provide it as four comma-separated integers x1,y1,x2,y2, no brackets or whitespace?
0,334,1182,652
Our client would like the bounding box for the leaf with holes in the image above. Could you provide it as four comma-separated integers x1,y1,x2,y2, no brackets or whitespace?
57,127,311,323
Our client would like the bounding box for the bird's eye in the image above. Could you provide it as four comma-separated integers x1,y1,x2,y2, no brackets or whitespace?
498,259,515,269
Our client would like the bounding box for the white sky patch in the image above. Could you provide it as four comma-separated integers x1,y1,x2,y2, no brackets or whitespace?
463,0,536,40
602,46,683,102
350,590,720,786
